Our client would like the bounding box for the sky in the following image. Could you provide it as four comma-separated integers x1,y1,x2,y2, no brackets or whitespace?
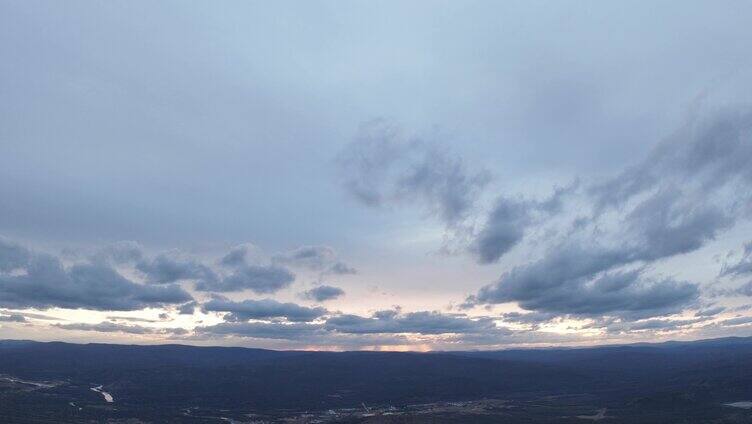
1,1,752,350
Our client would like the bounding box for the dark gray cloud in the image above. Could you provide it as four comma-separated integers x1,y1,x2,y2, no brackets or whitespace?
0,310,60,321
500,311,559,328
302,285,345,302
325,311,497,335
601,317,708,334
0,237,31,272
473,198,530,264
722,241,752,277
273,245,336,269
624,187,731,261
471,244,699,318
0,238,193,311
137,253,218,285
55,322,152,334
470,108,752,318
197,322,325,340
473,183,576,264
54,321,188,336
177,301,198,315
196,309,513,343
695,306,726,317
736,281,752,297
107,316,159,323
337,120,490,227
329,262,357,275
591,108,752,211
273,245,356,275
195,265,295,293
203,298,326,323
0,313,26,323
111,244,298,295
196,318,560,347
719,316,752,327
219,245,252,268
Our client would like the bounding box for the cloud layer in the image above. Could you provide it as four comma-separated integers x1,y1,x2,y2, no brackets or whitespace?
301,285,345,302
337,120,491,228
468,107,752,322
0,238,193,311
203,298,327,322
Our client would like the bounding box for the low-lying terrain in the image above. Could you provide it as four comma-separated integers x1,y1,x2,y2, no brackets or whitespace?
1,337,752,423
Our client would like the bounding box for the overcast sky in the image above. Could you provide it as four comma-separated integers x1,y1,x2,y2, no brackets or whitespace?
2,1,752,350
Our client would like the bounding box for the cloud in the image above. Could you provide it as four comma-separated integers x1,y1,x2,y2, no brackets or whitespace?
195,265,295,293
601,317,708,334
93,241,144,264
695,306,726,317
273,245,356,275
472,185,575,264
219,244,261,268
274,245,336,269
0,237,31,272
590,107,752,212
329,262,357,275
203,298,327,323
324,310,498,335
194,308,515,344
1,239,297,313
301,285,345,302
220,245,249,268
196,318,569,348
0,238,193,311
197,321,325,340
736,281,752,296
177,301,197,315
722,241,752,277
0,310,61,321
143,244,302,294
472,198,530,264
53,321,188,336
55,322,152,334
118,244,299,294
719,316,752,326
0,313,26,323
471,243,700,318
500,311,559,327
469,107,752,318
337,120,490,227
623,187,731,261
107,316,158,323
137,253,218,285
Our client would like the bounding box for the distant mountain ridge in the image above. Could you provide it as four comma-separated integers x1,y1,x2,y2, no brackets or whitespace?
4,334,752,354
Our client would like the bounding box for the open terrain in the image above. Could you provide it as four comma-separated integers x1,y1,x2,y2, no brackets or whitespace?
1,337,752,422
